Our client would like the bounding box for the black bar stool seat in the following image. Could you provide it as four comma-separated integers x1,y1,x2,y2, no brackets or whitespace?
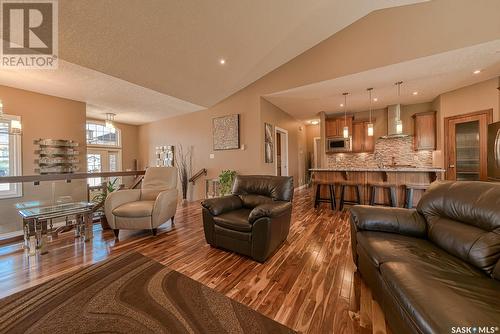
404,184,429,208
368,183,397,207
314,182,336,210
339,181,362,211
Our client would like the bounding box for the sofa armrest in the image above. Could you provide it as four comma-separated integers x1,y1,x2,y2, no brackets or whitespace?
350,205,427,238
249,201,292,224
201,195,243,216
152,189,178,228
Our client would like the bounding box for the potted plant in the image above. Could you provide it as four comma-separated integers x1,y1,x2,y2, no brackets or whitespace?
92,178,119,229
175,144,192,203
218,170,236,196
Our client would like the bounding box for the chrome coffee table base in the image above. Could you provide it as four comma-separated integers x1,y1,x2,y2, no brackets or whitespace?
19,202,95,256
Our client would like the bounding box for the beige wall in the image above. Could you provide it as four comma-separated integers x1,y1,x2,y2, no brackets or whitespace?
0,85,87,234
87,118,140,172
434,78,500,156
260,98,307,187
138,0,500,199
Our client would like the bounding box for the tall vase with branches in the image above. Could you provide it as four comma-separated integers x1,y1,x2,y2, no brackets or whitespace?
175,144,192,202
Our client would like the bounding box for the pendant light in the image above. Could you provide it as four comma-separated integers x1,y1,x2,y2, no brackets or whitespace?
366,88,374,137
342,92,349,138
105,113,116,133
395,81,403,134
0,100,22,135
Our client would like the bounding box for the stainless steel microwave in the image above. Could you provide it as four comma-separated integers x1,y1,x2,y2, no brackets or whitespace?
326,136,352,152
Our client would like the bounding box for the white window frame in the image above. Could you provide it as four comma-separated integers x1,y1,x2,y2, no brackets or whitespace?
86,120,122,148
0,115,22,199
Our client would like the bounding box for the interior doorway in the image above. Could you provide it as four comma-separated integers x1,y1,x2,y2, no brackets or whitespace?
275,127,289,176
444,109,492,181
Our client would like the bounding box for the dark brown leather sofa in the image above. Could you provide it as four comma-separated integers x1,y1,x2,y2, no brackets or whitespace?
350,181,500,334
201,175,293,262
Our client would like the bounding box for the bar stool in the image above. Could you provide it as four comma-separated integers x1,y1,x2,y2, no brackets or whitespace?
368,183,397,207
314,182,336,210
339,181,362,211
404,184,429,208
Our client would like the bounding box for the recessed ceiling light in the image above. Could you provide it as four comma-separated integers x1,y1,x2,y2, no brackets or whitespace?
373,98,378,102
340,103,344,107
473,69,481,74
412,91,418,95
219,59,226,65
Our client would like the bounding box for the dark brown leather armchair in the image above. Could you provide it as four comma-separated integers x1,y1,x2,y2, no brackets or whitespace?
201,175,293,262
350,181,500,334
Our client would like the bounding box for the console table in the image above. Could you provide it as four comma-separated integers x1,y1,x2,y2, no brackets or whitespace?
18,201,96,256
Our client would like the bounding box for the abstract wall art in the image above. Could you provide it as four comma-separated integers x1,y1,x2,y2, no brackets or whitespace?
213,114,240,150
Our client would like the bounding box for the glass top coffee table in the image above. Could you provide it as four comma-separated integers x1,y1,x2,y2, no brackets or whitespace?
18,201,96,256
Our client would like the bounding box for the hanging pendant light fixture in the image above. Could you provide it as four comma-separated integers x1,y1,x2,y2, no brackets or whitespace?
395,81,403,134
342,92,349,138
0,100,22,135
366,88,374,137
105,113,116,133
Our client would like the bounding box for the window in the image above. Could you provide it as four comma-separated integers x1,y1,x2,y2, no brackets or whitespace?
0,116,22,199
86,121,122,187
86,122,120,147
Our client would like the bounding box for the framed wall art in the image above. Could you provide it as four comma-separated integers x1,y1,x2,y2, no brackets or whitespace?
213,114,240,150
264,123,274,163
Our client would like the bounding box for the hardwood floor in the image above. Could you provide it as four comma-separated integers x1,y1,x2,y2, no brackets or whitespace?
0,188,387,334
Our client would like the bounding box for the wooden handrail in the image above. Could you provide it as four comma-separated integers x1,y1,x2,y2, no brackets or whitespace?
0,170,146,184
189,168,207,184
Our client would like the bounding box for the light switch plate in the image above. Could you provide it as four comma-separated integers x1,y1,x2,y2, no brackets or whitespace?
210,154,215,159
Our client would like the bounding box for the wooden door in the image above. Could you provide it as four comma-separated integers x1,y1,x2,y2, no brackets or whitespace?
352,122,364,152
445,110,492,181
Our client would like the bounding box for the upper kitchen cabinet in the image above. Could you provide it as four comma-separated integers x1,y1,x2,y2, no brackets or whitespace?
325,116,353,137
413,111,436,151
352,120,375,153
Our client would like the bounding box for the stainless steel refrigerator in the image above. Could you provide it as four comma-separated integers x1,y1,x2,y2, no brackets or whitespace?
488,121,500,181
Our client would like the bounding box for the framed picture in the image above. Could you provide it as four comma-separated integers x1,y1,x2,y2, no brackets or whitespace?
213,114,240,150
264,123,274,163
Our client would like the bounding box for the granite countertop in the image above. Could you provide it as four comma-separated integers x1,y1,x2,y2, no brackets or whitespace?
309,167,446,172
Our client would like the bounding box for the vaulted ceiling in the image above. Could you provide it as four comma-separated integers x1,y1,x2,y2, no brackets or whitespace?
0,0,425,124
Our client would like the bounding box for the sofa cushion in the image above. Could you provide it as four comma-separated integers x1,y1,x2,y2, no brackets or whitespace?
380,261,500,334
417,181,500,277
239,194,273,208
213,209,252,232
356,231,482,277
232,175,294,201
113,201,154,217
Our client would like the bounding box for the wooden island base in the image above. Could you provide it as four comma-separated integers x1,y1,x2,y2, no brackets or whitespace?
311,169,445,208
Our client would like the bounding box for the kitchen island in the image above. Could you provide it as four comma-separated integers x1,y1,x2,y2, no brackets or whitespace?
310,167,445,208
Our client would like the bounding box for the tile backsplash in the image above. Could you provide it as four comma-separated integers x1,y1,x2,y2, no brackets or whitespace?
326,136,433,168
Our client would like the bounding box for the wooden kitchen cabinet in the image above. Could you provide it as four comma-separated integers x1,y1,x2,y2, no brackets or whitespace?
413,111,436,150
363,122,375,152
325,119,338,137
352,122,364,152
325,117,353,138
352,121,375,153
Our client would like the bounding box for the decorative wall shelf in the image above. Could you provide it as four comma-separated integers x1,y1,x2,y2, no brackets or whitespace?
34,139,80,174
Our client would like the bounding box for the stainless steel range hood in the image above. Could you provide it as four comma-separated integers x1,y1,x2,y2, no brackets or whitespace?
381,104,409,139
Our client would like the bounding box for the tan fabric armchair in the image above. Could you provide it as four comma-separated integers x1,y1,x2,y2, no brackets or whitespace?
105,167,178,238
